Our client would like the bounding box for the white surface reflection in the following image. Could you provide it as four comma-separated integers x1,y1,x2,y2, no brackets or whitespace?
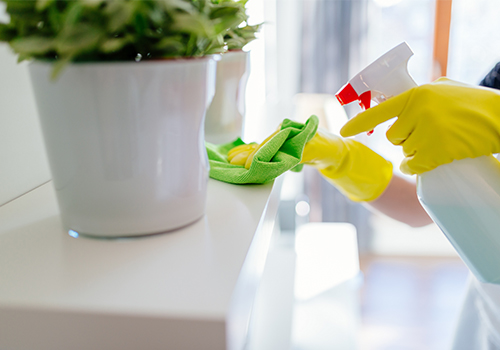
294,223,360,300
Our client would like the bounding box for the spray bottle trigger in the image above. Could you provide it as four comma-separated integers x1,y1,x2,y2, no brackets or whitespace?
359,91,371,110
358,91,374,135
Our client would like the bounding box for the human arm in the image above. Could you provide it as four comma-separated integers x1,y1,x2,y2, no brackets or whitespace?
367,174,433,227
226,123,434,227
302,128,433,226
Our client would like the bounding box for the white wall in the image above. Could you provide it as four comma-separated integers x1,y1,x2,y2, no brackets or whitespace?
0,32,51,205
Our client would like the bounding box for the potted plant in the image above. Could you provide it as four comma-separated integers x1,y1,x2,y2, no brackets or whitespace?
204,0,260,144
0,0,247,237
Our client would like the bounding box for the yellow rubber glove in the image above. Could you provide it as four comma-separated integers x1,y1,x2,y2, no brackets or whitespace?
340,78,500,175
227,129,280,169
302,128,393,202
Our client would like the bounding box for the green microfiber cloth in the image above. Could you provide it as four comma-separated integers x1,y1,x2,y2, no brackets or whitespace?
206,115,319,184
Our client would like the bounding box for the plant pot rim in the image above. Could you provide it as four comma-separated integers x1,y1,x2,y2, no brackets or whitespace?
227,49,249,53
30,55,220,67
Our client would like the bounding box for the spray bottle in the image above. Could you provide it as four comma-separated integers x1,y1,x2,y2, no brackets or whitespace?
336,42,500,284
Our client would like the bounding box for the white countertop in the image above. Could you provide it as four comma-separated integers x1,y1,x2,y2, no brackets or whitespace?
0,178,281,350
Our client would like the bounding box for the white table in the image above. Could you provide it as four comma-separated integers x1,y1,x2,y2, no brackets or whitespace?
0,178,281,350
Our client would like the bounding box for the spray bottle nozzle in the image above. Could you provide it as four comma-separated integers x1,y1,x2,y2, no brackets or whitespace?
336,83,358,105
336,83,372,110
335,42,417,112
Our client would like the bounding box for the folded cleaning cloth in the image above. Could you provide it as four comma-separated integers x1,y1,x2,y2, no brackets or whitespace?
206,115,319,184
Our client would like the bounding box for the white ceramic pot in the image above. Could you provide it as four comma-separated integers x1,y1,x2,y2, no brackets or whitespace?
204,50,249,144
29,58,216,237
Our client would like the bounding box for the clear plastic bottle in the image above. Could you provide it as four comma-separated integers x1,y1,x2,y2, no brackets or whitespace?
336,42,500,284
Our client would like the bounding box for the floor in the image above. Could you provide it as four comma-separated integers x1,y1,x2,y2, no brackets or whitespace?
358,255,470,350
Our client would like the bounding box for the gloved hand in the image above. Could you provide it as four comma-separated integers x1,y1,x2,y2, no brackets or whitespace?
227,129,280,169
340,78,500,175
302,128,393,202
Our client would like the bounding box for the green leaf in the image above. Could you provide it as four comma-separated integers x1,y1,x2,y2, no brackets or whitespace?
133,11,148,35
80,0,105,8
161,0,195,13
99,37,129,53
214,16,244,35
0,0,258,68
208,2,249,36
0,23,16,41
55,24,101,55
225,36,245,50
154,36,185,54
185,33,197,56
209,4,242,20
204,35,226,54
47,4,64,33
104,1,134,32
225,23,260,49
50,55,72,80
36,0,55,12
10,36,54,54
148,7,167,27
63,2,85,28
17,52,32,63
172,13,212,37
5,0,37,16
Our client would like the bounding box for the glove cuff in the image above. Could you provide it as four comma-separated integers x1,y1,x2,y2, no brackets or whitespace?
319,139,393,202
